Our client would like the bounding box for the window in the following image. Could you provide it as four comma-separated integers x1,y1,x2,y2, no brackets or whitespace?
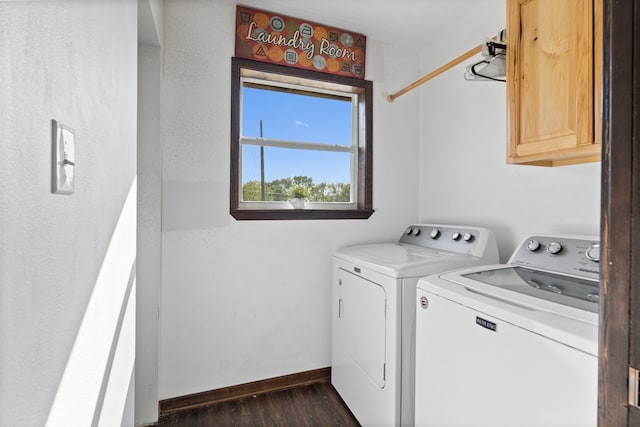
230,57,373,220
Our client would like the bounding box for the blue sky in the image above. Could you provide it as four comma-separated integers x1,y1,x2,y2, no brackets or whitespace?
241,86,352,184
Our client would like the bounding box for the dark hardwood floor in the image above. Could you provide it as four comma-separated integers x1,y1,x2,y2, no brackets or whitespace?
158,381,361,427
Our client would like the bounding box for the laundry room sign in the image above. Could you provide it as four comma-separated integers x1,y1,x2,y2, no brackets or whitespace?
235,5,366,79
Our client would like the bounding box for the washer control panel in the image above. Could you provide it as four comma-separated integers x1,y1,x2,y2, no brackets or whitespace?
509,235,600,280
398,224,494,257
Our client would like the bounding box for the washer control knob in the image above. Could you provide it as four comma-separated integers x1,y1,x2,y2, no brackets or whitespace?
527,240,541,252
526,279,542,289
586,244,600,262
451,232,461,241
463,233,473,242
429,229,440,239
406,227,413,235
545,284,563,294
412,228,421,236
547,242,563,255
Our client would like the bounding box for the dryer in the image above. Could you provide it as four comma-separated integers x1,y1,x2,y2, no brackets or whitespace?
331,224,499,427
415,234,600,427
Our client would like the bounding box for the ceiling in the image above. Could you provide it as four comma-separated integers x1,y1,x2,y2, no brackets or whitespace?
236,0,505,53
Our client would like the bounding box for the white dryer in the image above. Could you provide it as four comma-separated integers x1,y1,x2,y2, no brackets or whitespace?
331,224,499,427
415,234,600,427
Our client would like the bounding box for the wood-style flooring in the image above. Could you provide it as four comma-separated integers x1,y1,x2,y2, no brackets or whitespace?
158,381,361,427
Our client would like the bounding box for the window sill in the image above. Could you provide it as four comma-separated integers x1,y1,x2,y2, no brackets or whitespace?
230,209,375,221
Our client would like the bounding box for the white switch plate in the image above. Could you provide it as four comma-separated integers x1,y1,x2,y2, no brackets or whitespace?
52,120,75,194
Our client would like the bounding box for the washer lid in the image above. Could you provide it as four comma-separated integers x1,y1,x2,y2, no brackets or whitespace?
428,265,599,326
462,266,599,313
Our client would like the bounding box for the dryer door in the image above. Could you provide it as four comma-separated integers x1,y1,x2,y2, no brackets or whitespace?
340,268,387,388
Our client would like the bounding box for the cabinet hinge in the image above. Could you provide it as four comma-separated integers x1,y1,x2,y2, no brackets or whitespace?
629,366,640,408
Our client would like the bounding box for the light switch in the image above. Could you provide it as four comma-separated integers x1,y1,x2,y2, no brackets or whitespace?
52,120,75,194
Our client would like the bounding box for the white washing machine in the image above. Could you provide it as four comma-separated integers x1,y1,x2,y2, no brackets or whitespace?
331,224,499,427
415,234,600,427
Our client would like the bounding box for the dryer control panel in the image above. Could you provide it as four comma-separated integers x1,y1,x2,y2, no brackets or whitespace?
398,224,497,259
509,235,600,281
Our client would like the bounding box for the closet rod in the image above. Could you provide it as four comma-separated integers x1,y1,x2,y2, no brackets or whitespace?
386,42,484,102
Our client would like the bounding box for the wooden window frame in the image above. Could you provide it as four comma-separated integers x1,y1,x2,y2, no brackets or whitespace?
230,57,374,221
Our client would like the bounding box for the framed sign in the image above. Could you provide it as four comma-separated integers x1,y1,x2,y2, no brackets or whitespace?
235,5,366,79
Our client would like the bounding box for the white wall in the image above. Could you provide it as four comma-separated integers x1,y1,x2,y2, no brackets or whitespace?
155,0,600,407
159,0,420,399
139,0,164,46
417,5,601,260
137,0,164,423
0,1,138,426
137,42,162,427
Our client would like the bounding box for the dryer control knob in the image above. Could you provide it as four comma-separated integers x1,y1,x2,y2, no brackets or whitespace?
429,229,440,239
412,228,421,236
547,242,563,255
451,232,461,241
406,227,414,235
527,240,541,252
586,244,600,262
463,233,473,242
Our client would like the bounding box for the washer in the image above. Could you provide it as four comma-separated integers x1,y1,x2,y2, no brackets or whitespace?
331,224,499,427
415,234,600,427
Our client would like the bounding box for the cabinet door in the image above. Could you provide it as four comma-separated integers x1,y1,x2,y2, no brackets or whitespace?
507,0,600,166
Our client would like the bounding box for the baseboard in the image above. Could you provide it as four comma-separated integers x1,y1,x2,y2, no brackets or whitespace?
158,367,331,415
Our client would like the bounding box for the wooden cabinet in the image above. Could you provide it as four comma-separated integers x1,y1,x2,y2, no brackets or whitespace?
507,0,602,166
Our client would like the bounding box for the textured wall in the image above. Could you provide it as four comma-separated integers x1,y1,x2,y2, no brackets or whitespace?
417,4,601,260
0,1,138,425
137,44,162,425
137,1,164,424
159,0,421,399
